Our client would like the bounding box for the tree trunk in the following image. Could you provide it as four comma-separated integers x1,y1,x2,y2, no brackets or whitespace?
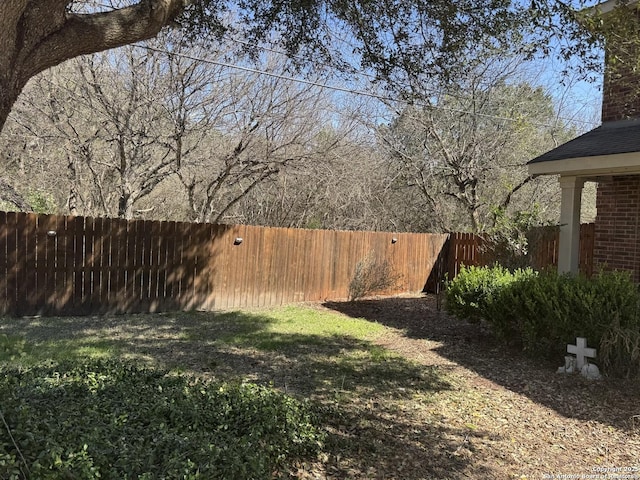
0,0,186,134
67,153,79,215
0,88,17,135
118,193,135,220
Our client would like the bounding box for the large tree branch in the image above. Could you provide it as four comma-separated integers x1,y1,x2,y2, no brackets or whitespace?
499,175,535,211
1,0,187,132
20,0,187,82
0,178,31,211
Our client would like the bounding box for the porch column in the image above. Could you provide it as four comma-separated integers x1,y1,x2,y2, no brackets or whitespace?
558,175,585,274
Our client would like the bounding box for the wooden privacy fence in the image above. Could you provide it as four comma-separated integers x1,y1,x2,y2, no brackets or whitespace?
446,223,595,278
528,223,595,277
0,212,448,316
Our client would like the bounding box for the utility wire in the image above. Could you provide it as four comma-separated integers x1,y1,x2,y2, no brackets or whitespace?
138,44,395,103
5,41,596,138
136,43,598,130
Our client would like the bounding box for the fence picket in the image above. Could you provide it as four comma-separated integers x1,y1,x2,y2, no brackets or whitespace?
88,217,103,312
40,215,58,315
17,214,37,316
70,216,84,313
0,212,8,314
124,219,137,312
33,215,47,313
162,221,177,310
57,216,74,314
85,217,99,314
110,218,125,313
5,213,17,315
149,220,162,312
138,219,151,312
100,217,113,312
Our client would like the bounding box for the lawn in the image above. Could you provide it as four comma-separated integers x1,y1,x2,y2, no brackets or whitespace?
1,296,639,479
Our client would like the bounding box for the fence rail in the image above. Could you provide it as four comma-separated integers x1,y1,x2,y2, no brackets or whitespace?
0,212,448,316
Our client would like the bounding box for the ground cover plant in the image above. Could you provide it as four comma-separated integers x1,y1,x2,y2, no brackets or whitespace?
1,300,639,478
0,360,322,479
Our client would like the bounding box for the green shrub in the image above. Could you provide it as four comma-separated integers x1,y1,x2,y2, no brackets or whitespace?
0,360,324,479
444,264,534,324
445,266,640,376
25,191,57,214
505,271,640,361
493,272,600,356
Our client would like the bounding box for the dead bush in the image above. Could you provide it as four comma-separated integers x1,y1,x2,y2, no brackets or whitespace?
348,252,401,301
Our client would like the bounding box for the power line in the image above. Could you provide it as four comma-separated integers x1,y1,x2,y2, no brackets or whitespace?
215,31,603,129
138,44,395,103
136,43,598,130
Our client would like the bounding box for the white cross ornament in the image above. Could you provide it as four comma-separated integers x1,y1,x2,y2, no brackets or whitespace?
567,337,597,370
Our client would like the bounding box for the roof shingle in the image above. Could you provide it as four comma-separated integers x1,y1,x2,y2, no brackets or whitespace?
528,119,640,164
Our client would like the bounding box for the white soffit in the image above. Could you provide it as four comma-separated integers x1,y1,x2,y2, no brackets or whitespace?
528,151,640,177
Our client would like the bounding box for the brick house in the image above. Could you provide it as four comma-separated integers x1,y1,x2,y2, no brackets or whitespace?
528,0,640,279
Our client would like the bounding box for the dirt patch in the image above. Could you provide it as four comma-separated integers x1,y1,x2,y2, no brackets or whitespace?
322,295,640,479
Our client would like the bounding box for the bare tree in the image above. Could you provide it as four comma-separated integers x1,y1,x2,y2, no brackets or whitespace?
6,33,366,222
234,125,393,231
168,58,359,224
379,59,577,233
7,30,263,219
11,44,183,218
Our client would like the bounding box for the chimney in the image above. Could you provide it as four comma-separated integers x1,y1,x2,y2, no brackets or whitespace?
600,2,640,122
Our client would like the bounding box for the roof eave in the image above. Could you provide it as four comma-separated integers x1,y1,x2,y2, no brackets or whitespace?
528,151,640,177
589,0,639,14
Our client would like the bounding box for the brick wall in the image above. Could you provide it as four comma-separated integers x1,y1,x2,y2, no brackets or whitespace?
600,7,640,122
602,70,640,122
594,175,640,281
595,8,640,280
601,59,640,122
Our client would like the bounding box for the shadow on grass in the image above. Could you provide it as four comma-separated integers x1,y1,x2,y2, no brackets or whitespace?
0,310,449,397
0,311,272,363
324,296,640,433
0,309,499,479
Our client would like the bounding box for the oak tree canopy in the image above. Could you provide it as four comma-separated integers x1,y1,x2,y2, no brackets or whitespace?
0,0,599,135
